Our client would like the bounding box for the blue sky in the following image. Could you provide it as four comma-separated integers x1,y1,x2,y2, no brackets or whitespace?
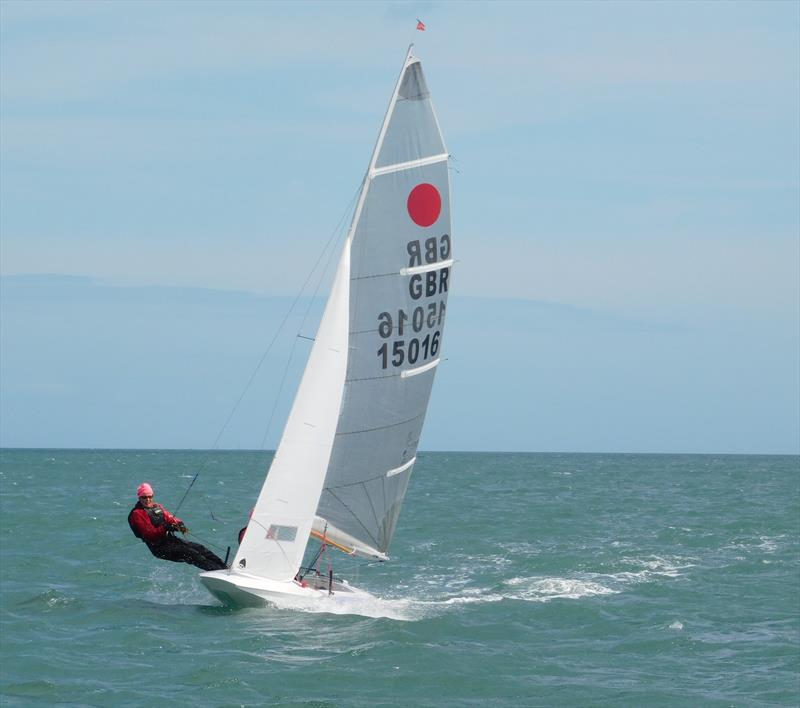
1,1,798,453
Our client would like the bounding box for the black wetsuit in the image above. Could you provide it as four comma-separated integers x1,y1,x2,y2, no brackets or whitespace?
146,535,227,571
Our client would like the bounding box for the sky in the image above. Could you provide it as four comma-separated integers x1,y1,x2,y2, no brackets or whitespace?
1,0,798,454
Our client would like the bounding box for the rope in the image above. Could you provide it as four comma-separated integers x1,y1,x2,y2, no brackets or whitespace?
184,530,227,554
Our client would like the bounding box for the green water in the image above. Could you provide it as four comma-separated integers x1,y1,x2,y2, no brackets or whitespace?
1,450,798,706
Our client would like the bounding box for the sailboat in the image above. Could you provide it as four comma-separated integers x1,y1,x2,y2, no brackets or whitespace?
200,46,452,607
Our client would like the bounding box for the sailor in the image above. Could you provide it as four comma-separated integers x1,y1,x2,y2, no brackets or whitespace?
128,482,227,571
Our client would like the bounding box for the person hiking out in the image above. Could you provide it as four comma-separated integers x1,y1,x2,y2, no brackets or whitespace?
128,482,227,571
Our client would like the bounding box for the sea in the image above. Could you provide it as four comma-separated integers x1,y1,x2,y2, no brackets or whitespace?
0,450,798,707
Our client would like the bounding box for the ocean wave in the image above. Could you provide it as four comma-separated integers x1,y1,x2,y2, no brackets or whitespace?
17,588,82,612
365,553,702,615
143,568,211,606
757,536,779,552
381,576,618,612
724,535,785,553
614,554,697,582
503,576,618,601
3,680,59,700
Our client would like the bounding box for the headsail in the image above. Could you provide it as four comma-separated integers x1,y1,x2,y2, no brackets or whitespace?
315,47,452,559
233,242,350,581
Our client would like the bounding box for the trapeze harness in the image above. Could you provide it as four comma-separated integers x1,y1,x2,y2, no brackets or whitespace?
128,503,172,545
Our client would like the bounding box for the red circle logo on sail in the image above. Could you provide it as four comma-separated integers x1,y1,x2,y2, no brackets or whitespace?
407,183,441,227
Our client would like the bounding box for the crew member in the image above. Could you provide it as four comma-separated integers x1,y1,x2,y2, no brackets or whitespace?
128,482,227,571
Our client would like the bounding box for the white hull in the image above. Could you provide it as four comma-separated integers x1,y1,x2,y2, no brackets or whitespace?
199,569,374,608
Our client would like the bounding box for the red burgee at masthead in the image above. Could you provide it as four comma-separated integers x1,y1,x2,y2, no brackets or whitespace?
416,19,425,31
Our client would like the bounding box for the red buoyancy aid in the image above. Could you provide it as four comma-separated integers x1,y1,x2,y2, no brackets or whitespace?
128,502,181,545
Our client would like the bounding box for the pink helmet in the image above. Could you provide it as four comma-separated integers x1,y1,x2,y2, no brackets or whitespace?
137,482,154,498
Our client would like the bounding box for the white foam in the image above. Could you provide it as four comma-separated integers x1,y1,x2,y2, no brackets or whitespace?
723,535,784,553
425,593,506,606
261,593,423,621
503,576,618,601
757,536,779,552
144,568,210,606
615,555,697,583
182,551,700,619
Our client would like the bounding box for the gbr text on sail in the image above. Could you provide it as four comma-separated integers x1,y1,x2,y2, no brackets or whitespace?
376,234,450,370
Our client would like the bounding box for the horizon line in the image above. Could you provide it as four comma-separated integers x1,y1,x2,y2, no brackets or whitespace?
1,446,797,457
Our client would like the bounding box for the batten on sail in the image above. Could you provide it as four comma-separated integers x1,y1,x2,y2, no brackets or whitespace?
386,458,416,477
401,359,440,378
371,152,449,178
401,259,454,276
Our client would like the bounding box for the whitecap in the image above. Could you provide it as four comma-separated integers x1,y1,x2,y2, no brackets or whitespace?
503,576,617,601
723,535,783,554
757,536,779,552
431,593,505,606
616,555,697,582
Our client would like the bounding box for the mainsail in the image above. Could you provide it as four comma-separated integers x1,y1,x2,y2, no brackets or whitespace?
234,46,451,581
315,49,451,559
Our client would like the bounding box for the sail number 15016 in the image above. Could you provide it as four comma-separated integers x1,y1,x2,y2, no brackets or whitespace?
377,331,440,369
376,301,445,370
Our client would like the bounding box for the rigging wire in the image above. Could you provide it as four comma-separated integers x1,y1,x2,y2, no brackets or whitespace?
216,180,360,452
173,181,362,520
173,472,198,515
258,188,355,450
